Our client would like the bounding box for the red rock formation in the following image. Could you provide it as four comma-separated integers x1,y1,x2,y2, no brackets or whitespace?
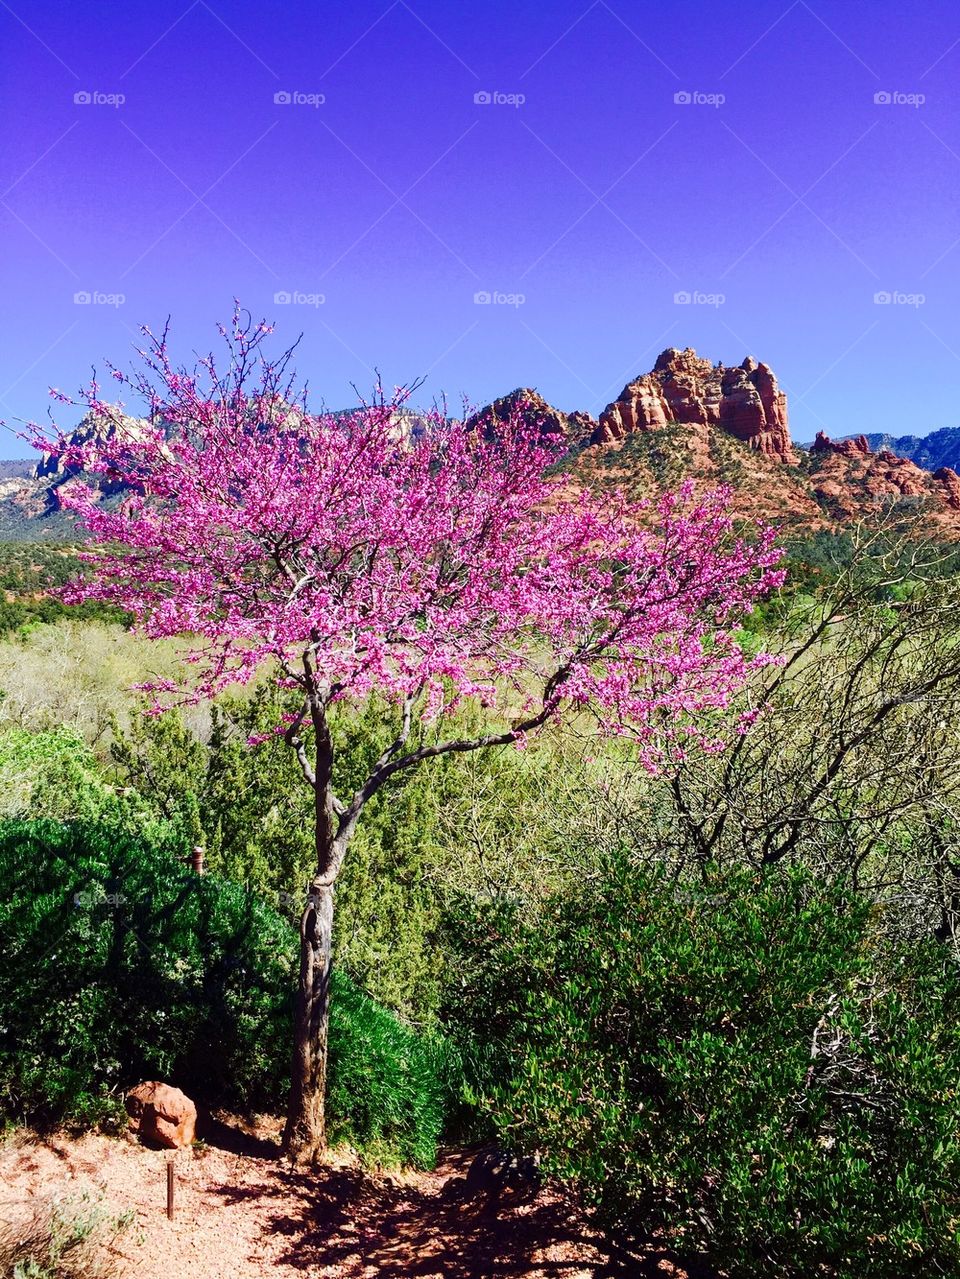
595,348,794,463
467,389,596,443
811,432,871,458
806,428,959,526
935,467,960,510
567,409,600,440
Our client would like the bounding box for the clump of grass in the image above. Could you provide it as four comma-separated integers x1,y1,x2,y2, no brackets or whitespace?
0,1191,134,1279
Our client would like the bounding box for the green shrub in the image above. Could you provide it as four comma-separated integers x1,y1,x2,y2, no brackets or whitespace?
327,971,458,1168
0,1191,133,1279
0,819,294,1122
0,728,114,821
0,818,457,1167
447,862,960,1278
110,693,584,1027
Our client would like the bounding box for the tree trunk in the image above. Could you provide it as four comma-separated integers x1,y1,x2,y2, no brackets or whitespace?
281,878,334,1165
280,681,341,1166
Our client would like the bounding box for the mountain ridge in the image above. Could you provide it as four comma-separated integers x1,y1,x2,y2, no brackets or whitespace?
5,351,960,541
839,427,960,473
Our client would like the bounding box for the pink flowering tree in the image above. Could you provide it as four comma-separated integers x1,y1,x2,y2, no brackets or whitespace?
31,311,783,1165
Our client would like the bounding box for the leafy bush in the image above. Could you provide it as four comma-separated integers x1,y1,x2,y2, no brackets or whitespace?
0,728,113,821
447,862,960,1279
110,692,585,1026
0,819,294,1123
327,971,458,1168
0,818,457,1167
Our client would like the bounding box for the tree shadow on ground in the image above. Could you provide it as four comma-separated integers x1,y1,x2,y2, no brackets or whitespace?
196,1110,281,1161
209,1148,712,1279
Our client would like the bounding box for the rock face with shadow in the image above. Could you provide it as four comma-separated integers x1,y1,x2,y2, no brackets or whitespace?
594,347,794,464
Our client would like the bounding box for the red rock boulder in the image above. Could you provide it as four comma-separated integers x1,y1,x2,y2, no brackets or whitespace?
125,1082,197,1149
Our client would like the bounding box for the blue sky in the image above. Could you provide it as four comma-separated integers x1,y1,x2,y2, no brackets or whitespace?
1,0,959,456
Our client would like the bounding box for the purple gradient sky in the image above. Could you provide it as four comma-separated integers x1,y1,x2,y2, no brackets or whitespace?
1,0,959,457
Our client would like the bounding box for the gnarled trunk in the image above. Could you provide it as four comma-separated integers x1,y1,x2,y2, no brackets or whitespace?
281,679,340,1166
282,879,334,1165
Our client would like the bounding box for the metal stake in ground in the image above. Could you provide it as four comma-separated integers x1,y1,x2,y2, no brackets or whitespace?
167,1159,175,1220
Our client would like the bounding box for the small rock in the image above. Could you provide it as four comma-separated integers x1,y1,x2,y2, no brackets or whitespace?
463,1147,541,1202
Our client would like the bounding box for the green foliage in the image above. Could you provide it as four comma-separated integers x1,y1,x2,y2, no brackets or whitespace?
0,818,294,1122
109,692,582,1025
0,544,128,636
327,971,458,1168
585,423,695,495
109,690,442,1015
0,817,459,1168
109,688,321,906
448,862,960,1279
0,727,113,820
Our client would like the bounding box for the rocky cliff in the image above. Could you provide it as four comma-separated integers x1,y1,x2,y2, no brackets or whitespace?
808,429,960,530
595,348,794,464
465,349,960,539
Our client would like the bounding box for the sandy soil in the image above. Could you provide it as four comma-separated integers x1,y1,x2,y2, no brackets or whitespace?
0,1117,702,1279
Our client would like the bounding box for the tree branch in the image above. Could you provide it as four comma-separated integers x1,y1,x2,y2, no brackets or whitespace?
284,700,316,788
335,698,560,848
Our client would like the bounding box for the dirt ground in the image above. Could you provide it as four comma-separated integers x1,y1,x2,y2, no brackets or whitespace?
0,1116,703,1278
